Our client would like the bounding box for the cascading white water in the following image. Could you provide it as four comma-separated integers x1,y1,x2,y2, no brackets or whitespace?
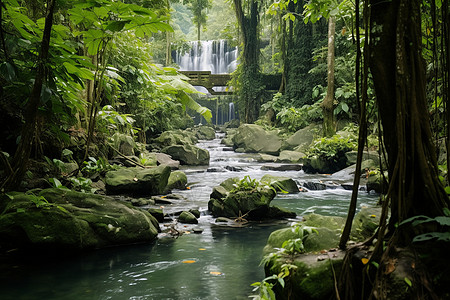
175,40,238,74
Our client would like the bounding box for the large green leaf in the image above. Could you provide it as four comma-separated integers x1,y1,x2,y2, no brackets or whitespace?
177,91,212,123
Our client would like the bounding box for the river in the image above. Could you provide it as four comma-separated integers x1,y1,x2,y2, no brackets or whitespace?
0,132,377,300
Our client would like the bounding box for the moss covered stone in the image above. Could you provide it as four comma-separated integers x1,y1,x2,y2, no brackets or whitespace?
232,124,282,155
165,170,187,192
261,174,299,194
105,166,170,196
162,144,210,166
0,188,159,252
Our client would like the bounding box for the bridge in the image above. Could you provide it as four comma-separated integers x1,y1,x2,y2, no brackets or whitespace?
180,71,281,95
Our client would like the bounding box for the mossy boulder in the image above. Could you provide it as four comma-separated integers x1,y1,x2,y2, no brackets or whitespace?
154,130,198,147
350,206,382,241
165,170,187,192
105,166,171,195
208,188,276,220
260,174,299,194
232,124,282,155
263,214,346,255
0,188,159,252
178,211,198,224
192,125,216,140
162,144,210,165
266,251,345,300
276,150,306,163
345,150,380,166
282,124,321,152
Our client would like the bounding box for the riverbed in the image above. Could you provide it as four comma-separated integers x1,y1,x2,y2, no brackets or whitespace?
0,132,378,299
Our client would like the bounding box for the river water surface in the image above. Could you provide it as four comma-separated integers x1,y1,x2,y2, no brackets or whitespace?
0,132,377,299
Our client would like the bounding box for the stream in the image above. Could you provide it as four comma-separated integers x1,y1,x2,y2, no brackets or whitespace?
0,132,378,300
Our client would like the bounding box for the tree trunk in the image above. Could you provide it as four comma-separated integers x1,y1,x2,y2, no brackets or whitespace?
233,0,262,123
322,15,336,137
369,0,448,236
1,0,56,191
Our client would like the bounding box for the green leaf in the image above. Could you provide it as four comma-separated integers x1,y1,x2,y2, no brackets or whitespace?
435,216,450,226
404,277,412,287
106,21,128,32
177,91,212,123
445,186,450,195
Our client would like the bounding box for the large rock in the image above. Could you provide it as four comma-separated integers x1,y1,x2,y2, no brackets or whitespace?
263,214,346,255
192,125,216,140
155,152,180,169
260,174,299,194
165,170,187,191
350,206,382,241
154,130,198,148
208,188,276,220
282,124,321,152
232,124,282,155
276,150,306,163
162,144,210,165
0,189,159,252
178,211,198,224
266,250,346,300
105,166,171,195
345,150,380,165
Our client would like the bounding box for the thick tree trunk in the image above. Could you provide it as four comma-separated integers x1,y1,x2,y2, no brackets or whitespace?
233,0,261,123
369,0,448,238
322,16,336,137
1,0,56,191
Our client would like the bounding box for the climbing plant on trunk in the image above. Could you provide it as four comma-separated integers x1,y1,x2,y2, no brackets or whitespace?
233,0,263,123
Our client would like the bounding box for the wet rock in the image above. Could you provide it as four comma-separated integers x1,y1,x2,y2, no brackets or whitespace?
267,206,297,219
276,150,306,163
350,206,382,241
155,153,180,170
232,124,282,155
261,164,302,171
105,166,171,196
148,208,164,222
165,170,187,192
151,196,173,205
178,211,198,224
207,167,226,172
208,186,276,220
189,209,201,218
345,150,380,165
193,125,215,140
154,130,198,148
0,188,160,251
224,166,244,172
265,250,345,300
219,177,239,191
366,172,387,193
282,123,321,152
210,186,228,200
303,181,327,191
257,154,278,162
162,144,210,166
131,198,154,206
261,174,299,194
222,147,234,151
192,227,204,234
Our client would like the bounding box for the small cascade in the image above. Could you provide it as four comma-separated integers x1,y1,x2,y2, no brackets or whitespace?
175,40,238,74
229,102,235,122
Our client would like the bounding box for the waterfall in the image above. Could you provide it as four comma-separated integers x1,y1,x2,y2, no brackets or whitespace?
175,40,238,74
229,102,235,122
